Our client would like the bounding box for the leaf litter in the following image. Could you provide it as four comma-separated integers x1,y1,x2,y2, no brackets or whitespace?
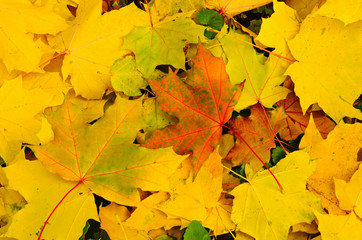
0,0,361,239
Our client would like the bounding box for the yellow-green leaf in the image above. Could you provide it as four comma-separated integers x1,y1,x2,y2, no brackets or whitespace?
34,95,185,206
220,30,289,110
123,14,205,78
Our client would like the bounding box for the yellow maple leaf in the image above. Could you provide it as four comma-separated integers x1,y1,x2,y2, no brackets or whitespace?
300,117,362,215
22,72,71,107
124,192,180,232
231,151,322,240
99,203,150,240
2,151,98,240
284,0,320,20
315,211,362,240
0,0,68,35
0,31,52,73
286,14,362,122
31,0,79,21
335,164,362,217
47,3,149,99
0,77,52,163
315,0,362,25
0,0,68,73
255,0,300,67
157,150,235,235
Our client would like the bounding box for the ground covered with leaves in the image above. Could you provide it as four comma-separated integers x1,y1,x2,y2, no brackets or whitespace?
0,0,361,239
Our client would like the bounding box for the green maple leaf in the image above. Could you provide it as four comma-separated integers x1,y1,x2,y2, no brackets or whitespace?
123,14,205,78
33,94,185,207
184,220,211,240
231,150,322,240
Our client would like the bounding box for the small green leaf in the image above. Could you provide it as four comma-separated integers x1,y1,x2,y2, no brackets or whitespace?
184,220,211,240
197,9,224,39
249,19,262,33
78,221,90,240
354,101,362,112
271,146,287,165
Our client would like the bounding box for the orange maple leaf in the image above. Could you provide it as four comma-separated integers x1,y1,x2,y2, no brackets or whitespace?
143,43,240,173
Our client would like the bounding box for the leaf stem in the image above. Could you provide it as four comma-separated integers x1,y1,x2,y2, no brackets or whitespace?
222,165,248,182
144,0,153,28
22,51,68,79
258,103,289,154
37,180,83,240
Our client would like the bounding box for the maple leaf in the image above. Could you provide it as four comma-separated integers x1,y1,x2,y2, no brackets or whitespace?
231,150,322,240
0,30,54,73
315,211,362,240
122,13,205,78
110,56,148,96
123,191,180,232
300,118,362,215
99,206,146,240
143,43,240,172
22,72,71,107
2,151,98,240
72,0,103,23
335,164,362,217
47,3,149,99
225,104,285,171
0,0,68,35
0,77,52,163
33,93,184,202
1,0,361,238
0,0,68,73
255,0,300,64
286,14,362,122
284,0,320,20
31,0,79,21
0,60,19,83
157,150,235,235
275,81,336,140
142,97,178,139
99,202,161,240
219,29,289,111
27,94,184,239
315,0,362,25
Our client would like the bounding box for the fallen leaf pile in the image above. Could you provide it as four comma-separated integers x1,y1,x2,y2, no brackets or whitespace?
0,0,361,239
